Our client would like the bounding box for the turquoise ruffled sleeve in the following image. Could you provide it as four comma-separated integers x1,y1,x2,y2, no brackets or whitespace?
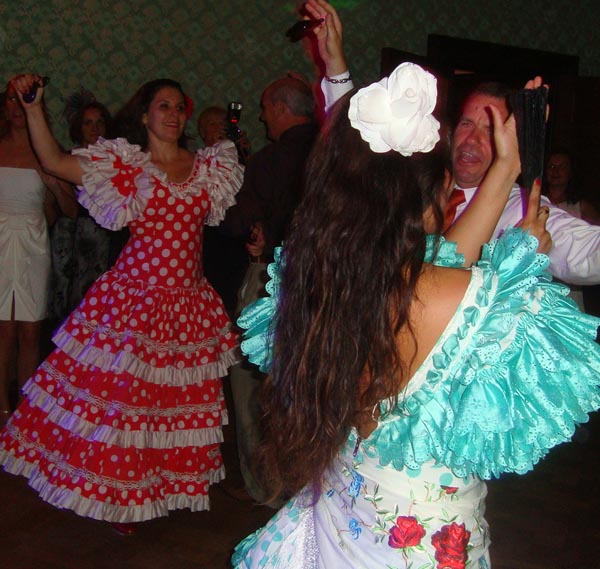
237,230,600,479
236,247,284,373
366,228,600,479
425,234,465,267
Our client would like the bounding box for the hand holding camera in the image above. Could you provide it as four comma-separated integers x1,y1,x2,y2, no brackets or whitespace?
226,102,243,142
226,101,251,162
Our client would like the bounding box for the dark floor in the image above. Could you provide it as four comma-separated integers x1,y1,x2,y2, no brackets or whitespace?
2,328,600,569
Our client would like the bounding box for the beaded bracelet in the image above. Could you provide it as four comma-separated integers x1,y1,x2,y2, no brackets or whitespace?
324,75,352,84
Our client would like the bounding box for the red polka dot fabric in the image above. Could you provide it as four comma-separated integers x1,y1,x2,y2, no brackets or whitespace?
0,140,243,522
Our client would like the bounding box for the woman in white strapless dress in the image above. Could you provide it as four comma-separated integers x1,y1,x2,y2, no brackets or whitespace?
0,80,76,423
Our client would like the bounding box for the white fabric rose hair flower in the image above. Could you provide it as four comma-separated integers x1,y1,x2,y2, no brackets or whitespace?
348,62,440,156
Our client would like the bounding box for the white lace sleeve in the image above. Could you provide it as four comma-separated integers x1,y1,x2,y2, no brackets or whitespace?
73,138,163,230
194,140,244,226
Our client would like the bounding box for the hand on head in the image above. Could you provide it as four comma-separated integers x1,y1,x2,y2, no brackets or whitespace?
488,104,520,176
486,75,549,180
516,178,553,254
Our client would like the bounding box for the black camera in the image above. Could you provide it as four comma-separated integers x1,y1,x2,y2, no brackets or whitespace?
226,101,243,142
285,19,323,42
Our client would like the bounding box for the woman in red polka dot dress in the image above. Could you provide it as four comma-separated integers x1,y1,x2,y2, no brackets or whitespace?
0,75,244,533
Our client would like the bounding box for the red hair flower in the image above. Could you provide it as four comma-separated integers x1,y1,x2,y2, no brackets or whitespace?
185,95,194,120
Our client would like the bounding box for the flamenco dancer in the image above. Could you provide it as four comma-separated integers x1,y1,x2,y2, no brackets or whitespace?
231,63,600,567
0,75,243,535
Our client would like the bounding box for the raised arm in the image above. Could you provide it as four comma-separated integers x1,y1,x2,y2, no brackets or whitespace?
305,0,347,76
304,0,353,110
11,74,84,186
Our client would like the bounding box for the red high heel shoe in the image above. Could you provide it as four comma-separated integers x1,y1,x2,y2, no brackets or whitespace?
111,522,137,536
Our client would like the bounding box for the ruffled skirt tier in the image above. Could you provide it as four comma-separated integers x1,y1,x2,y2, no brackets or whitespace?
0,268,238,522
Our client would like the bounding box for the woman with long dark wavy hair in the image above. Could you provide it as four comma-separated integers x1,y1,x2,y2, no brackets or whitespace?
232,64,600,567
0,75,243,535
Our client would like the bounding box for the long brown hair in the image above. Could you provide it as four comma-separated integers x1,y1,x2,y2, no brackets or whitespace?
112,78,190,150
256,92,447,501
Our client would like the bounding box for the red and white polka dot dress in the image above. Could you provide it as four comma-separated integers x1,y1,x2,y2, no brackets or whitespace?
0,139,244,522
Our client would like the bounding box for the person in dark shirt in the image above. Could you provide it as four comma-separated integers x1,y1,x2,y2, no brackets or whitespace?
220,73,318,503
223,74,318,261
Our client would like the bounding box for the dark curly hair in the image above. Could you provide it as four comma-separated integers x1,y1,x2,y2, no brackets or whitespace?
256,91,447,502
112,78,191,149
68,101,112,146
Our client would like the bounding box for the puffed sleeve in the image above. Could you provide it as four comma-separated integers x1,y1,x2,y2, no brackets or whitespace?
73,138,162,230
367,228,600,479
195,140,244,226
445,228,600,478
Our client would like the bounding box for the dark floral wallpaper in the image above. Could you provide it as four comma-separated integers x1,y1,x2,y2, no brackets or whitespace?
1,0,598,149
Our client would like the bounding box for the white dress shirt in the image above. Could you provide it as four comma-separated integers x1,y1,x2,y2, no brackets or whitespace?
456,185,600,285
321,72,353,111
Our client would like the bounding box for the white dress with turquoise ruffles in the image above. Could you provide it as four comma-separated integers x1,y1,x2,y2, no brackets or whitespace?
232,229,600,569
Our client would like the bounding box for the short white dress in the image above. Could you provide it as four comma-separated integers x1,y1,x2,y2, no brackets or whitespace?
0,167,49,321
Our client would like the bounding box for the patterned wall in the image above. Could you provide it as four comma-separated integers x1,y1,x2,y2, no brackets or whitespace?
1,0,599,149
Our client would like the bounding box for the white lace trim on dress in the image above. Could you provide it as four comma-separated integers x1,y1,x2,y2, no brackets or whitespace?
52,325,240,385
74,138,243,230
0,449,224,521
74,138,159,231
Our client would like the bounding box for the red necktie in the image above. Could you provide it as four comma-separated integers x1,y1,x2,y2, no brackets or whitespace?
443,188,466,231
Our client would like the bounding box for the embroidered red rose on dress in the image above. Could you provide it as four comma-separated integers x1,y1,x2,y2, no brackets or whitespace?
431,522,470,569
388,515,426,549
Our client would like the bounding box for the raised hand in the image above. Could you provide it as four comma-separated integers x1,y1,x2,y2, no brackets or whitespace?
524,76,543,90
517,178,553,254
9,73,85,186
10,73,46,107
304,0,347,76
